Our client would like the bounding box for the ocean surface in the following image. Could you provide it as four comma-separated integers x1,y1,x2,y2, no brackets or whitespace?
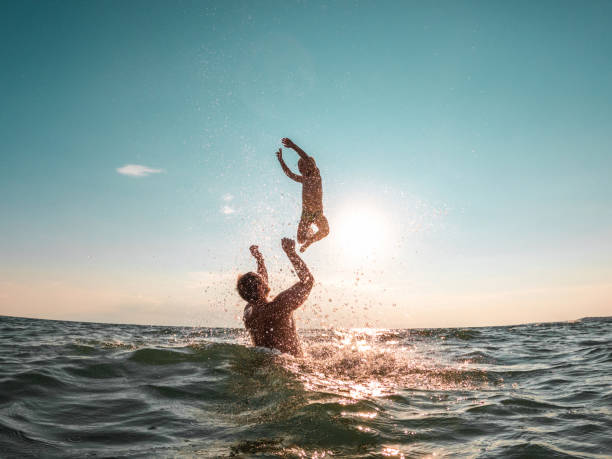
0,315,610,458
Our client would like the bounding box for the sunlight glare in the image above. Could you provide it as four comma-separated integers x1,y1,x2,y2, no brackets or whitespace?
332,205,390,258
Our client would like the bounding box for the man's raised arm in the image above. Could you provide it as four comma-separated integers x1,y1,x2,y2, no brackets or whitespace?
249,245,268,283
273,238,313,313
276,148,303,183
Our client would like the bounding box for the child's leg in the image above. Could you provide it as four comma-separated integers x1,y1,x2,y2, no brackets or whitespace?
313,214,329,241
297,215,310,244
299,214,329,252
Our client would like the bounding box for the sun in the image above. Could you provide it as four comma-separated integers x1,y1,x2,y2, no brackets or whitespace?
331,205,390,257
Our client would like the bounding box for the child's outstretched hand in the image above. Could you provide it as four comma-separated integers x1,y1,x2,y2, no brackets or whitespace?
281,238,296,254
282,138,295,149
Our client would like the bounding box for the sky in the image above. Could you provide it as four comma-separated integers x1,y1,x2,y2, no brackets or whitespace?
1,0,611,328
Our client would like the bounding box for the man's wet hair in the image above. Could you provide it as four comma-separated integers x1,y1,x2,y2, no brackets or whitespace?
237,272,264,302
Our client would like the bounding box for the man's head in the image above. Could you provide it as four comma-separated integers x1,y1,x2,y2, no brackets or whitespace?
298,158,316,175
236,272,269,303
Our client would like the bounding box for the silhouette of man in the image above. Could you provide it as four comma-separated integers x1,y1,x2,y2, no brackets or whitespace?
237,238,313,357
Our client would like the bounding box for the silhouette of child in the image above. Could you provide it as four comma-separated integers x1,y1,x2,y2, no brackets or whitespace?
277,138,330,252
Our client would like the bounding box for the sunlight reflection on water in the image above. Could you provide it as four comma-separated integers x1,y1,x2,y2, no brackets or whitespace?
280,327,494,401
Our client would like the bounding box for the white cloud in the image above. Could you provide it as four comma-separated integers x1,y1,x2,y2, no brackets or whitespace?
116,164,164,177
220,194,236,214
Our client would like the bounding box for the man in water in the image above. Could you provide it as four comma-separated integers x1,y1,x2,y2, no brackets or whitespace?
277,137,330,252
237,238,313,357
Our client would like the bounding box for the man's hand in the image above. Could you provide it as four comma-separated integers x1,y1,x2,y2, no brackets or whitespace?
250,245,262,259
282,138,296,149
276,148,283,161
281,238,296,254
250,244,268,282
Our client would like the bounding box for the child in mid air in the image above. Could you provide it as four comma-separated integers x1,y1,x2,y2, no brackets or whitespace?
277,137,329,252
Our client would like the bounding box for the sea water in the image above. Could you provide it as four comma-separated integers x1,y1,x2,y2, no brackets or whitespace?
0,315,610,458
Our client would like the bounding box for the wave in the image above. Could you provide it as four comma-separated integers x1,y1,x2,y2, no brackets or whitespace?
1,315,610,458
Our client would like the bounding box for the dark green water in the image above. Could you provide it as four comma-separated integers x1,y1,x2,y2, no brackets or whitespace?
0,315,610,458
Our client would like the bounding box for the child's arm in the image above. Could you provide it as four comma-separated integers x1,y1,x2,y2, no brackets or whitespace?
276,148,303,183
282,138,311,160
249,245,268,283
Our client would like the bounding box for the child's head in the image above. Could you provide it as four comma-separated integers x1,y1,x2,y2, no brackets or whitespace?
298,158,316,175
236,272,269,303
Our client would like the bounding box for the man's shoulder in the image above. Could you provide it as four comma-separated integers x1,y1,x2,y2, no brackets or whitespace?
244,301,276,322
264,294,298,318
243,304,253,321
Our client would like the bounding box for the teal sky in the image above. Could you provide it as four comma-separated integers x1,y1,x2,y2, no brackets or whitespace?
1,0,611,327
